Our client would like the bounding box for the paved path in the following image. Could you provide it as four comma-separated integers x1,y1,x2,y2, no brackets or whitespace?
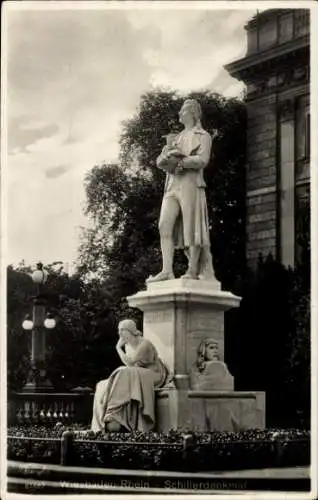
8,460,310,478
214,466,309,478
7,462,311,495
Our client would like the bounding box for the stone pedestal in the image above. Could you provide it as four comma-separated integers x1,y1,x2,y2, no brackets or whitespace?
127,278,266,432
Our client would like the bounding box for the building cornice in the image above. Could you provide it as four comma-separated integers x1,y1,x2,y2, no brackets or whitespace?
244,9,289,30
245,79,309,103
225,35,309,82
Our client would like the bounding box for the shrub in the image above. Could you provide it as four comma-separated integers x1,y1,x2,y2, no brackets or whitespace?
7,437,61,464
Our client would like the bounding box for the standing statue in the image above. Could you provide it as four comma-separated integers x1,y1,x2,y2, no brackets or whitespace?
147,99,217,283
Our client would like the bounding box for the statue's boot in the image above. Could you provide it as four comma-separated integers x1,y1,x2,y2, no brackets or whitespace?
199,247,216,280
181,271,199,280
181,246,200,280
147,271,175,283
147,237,175,283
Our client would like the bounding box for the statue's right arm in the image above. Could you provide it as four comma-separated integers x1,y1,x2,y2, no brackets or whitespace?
156,146,169,168
116,345,133,366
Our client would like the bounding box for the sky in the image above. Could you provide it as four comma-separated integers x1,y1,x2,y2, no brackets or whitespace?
4,3,257,271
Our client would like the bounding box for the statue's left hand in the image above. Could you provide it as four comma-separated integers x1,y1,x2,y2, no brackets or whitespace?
181,157,194,169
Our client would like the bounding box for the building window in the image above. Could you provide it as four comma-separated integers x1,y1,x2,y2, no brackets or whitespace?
295,184,310,266
278,12,294,44
258,18,278,51
294,9,310,38
305,109,310,160
278,96,310,268
295,95,310,180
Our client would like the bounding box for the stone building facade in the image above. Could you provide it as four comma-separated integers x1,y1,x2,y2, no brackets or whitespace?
225,9,310,268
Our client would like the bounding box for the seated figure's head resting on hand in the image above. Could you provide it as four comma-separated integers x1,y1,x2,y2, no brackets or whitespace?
118,319,142,342
196,338,219,373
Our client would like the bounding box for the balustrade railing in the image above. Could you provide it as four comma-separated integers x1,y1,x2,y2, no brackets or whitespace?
8,392,94,426
8,388,170,427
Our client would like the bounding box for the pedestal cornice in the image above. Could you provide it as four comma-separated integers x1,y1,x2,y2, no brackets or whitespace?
127,279,241,311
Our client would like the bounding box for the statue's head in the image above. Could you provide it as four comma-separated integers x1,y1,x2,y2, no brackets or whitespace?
196,338,219,372
118,318,142,342
179,99,202,127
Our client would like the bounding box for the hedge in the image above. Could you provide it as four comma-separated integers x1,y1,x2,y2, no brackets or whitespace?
7,425,310,472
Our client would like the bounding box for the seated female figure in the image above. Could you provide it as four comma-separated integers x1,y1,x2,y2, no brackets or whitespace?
91,319,167,433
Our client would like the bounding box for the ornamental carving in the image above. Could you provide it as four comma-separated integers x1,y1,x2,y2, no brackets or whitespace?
276,68,294,87
246,64,308,100
246,79,266,97
294,10,309,38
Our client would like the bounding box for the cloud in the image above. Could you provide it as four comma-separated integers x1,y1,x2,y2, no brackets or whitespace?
8,120,60,153
45,165,70,179
144,9,254,93
4,5,256,266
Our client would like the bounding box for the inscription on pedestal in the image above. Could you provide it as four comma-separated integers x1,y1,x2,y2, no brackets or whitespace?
190,310,224,332
144,307,175,373
146,310,173,323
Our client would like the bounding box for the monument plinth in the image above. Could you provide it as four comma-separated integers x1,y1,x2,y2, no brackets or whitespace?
127,278,266,432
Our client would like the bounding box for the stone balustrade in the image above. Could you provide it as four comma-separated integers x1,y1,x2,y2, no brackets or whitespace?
8,391,94,426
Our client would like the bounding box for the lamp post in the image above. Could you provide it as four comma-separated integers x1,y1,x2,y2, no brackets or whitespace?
22,262,56,393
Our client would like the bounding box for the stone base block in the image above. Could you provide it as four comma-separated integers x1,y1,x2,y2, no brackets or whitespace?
156,390,265,433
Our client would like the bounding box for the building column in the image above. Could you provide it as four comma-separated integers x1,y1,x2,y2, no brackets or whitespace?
279,98,295,268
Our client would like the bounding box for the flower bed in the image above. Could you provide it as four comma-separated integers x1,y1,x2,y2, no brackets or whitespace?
7,424,310,472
